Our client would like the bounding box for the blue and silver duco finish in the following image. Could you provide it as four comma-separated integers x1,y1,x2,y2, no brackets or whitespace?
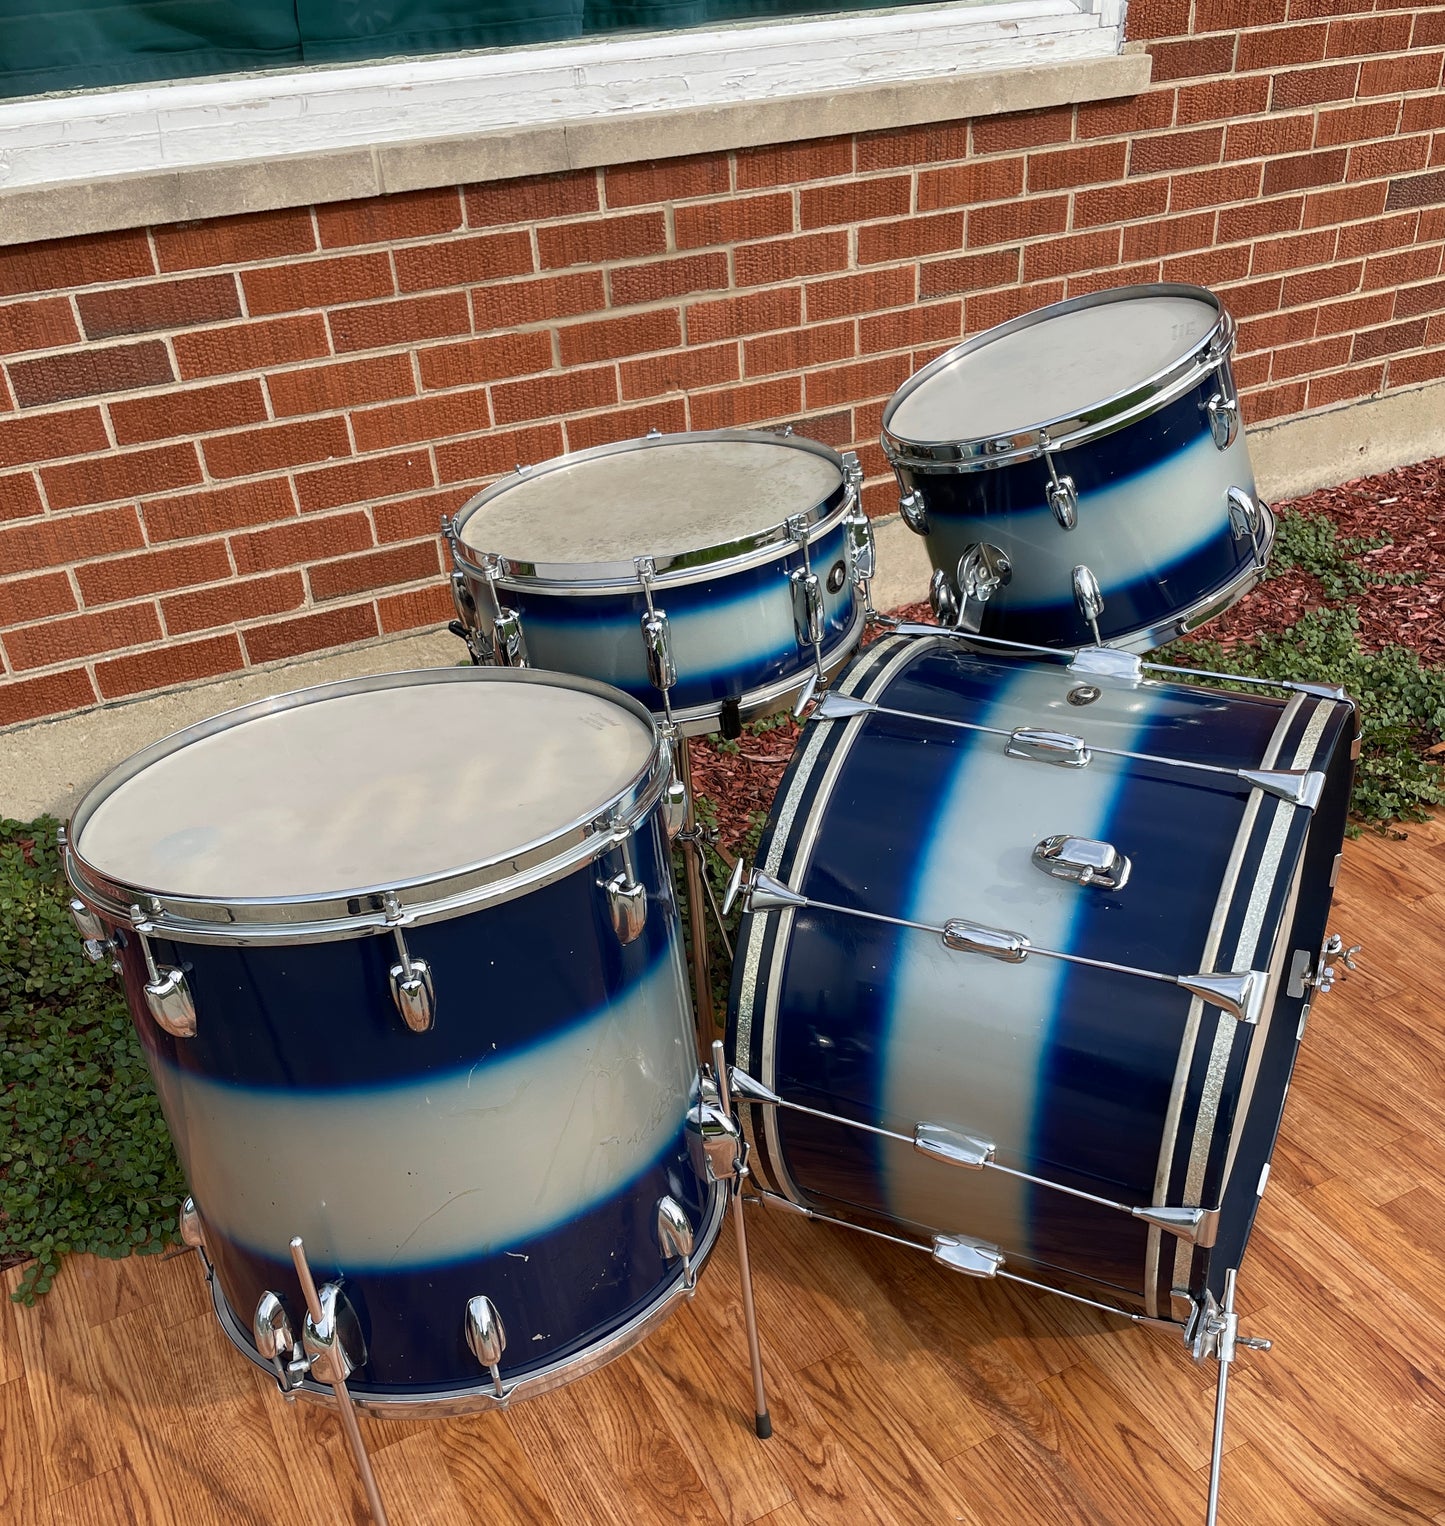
63,667,722,1415
882,285,1272,652
445,430,872,735
728,633,1355,1328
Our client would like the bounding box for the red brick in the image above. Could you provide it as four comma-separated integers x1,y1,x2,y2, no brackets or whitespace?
621,343,741,398
231,512,373,577
1394,278,1445,318
0,230,152,299
1306,363,1384,408
153,208,317,271
4,602,161,670
742,324,852,378
688,376,802,432
392,231,534,293
801,177,911,229
0,668,97,725
241,253,393,317
1026,141,1129,194
1421,208,1445,240
1349,137,1434,181
1147,36,1237,82
686,287,802,344
110,378,267,445
0,473,43,522
350,390,490,453
1123,210,1216,262
1240,379,1308,422
377,583,453,634
77,275,240,340
0,297,80,355
433,424,565,485
372,486,474,543
268,354,417,418
95,633,245,700
1271,63,1361,109
0,505,143,575
144,479,298,542
609,254,728,307
1282,261,1364,305
675,194,792,250
1359,52,1443,96
537,214,667,269
0,571,75,628
1388,347,1445,385
1403,93,1445,135
163,571,305,636
1315,99,1404,148
966,195,1069,248
1218,197,1305,244
1076,90,1176,140
416,333,552,391
803,354,913,412
1314,291,1395,335
1163,244,1254,286
1067,261,1165,298
203,418,351,481
804,268,915,322
0,405,108,470
1337,211,1422,258
1301,182,1389,228
735,232,849,287
317,188,464,249
1073,178,1172,229
1363,244,1444,289
1127,0,1192,38
917,160,1022,213
605,155,730,209
857,121,968,173
328,292,470,354
792,409,852,450
1287,0,1370,18
1327,13,1413,56
558,310,681,367
1238,308,1319,352
75,540,231,606
243,603,379,666
1385,168,1445,210
1131,128,1225,175
1171,76,1267,129
294,451,434,514
309,540,440,602
1170,164,1263,210
9,341,174,408
1216,276,1284,319
1024,228,1123,282
471,271,606,330
564,399,687,454
1195,0,1286,30
173,314,331,379
1273,334,1354,378
1352,317,1430,360
859,302,961,356
858,213,963,265
491,367,617,427
1416,11,1445,48
735,138,853,190
43,444,201,511
964,282,1067,333
1226,115,1317,161
972,107,1074,155
1238,21,1328,70
1262,149,1349,195
464,172,599,227
1253,228,1340,275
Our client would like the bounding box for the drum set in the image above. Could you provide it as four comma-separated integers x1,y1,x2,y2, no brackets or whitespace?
61,285,1359,1526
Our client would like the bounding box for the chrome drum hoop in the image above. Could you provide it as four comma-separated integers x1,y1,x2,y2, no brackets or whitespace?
204,1184,727,1417
880,283,1235,474
63,667,674,943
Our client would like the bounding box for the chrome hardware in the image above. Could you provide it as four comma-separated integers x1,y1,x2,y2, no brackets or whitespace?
662,777,687,838
928,566,960,625
641,608,676,693
1208,391,1240,451
1032,835,1131,891
464,1295,508,1399
813,691,876,723
601,871,647,945
1072,564,1105,643
447,570,486,665
1194,1269,1271,1526
655,1196,697,1289
1227,485,1264,549
1238,768,1326,809
913,1123,994,1169
686,1099,744,1184
491,607,527,667
1133,1204,1219,1245
744,869,809,912
942,919,1030,963
302,1281,367,1387
845,507,875,581
826,560,847,594
468,550,528,668
254,1292,310,1393
790,670,820,721
68,897,106,944
898,487,929,534
1178,970,1267,1026
955,541,1012,631
1295,933,1361,995
721,857,746,918
178,1196,206,1251
383,892,434,1033
1007,728,1091,768
1047,476,1078,530
726,1066,783,1106
790,567,824,647
932,1233,1005,1279
129,905,196,1038
1067,685,1100,706
1068,645,1142,682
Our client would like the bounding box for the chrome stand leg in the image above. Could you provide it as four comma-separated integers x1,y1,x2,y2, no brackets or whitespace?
290,1237,391,1526
1201,1269,1270,1526
712,1040,772,1440
677,743,716,1052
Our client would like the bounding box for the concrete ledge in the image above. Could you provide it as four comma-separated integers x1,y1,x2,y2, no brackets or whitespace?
0,54,1150,245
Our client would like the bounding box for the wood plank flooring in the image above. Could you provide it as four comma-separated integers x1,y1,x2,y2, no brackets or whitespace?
6,815,1445,1526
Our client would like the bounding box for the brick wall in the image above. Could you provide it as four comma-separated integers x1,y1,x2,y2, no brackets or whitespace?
2,0,1445,728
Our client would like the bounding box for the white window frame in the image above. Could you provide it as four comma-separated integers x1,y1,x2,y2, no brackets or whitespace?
0,1,1124,195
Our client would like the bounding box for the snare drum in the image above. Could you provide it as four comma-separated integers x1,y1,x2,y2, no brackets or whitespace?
881,284,1271,652
64,668,721,1414
446,430,872,734
729,634,1354,1322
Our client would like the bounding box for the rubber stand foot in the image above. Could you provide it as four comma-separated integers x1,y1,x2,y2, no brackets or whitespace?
755,1411,773,1440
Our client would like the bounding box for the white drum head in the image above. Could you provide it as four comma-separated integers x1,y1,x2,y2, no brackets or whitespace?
74,675,655,901
887,291,1220,445
458,435,842,565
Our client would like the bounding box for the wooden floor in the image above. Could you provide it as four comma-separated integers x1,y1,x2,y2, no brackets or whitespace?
5,817,1445,1526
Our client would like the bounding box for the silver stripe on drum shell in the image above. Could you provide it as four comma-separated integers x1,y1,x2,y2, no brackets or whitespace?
1142,690,1305,1316
1164,697,1335,1306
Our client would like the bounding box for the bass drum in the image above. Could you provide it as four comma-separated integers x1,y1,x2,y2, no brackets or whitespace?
729,634,1355,1321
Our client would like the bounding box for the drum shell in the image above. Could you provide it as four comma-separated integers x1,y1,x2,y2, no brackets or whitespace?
729,636,1354,1316
86,800,712,1398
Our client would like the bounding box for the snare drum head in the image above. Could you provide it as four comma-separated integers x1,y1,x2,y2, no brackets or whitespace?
886,288,1221,446
456,433,842,569
72,672,655,902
